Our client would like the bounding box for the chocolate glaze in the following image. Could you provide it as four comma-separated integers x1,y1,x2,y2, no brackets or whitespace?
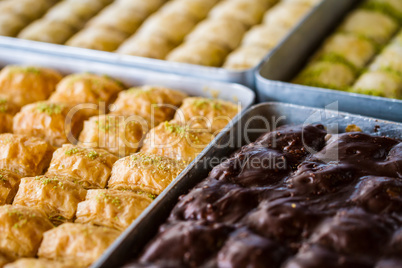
127,125,402,267
216,228,290,268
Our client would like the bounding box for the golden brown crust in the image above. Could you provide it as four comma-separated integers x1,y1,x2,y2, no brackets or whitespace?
108,152,187,195
174,97,240,134
13,175,87,225
78,115,146,157
0,98,19,134
13,101,88,147
140,121,214,163
0,169,21,205
0,134,54,177
110,86,188,127
46,144,118,189
75,189,152,231
49,73,124,107
0,66,62,107
4,258,75,268
0,205,53,259
38,223,120,267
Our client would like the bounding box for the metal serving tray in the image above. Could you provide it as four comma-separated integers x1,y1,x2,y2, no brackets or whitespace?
94,102,402,268
0,0,352,88
256,1,402,123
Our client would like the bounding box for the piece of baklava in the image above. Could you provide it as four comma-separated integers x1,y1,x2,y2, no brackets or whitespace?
223,45,270,70
78,114,146,157
0,134,54,177
312,33,377,70
117,33,176,59
160,0,219,21
210,0,274,27
167,41,230,67
85,4,145,36
338,9,398,45
18,19,76,44
43,0,111,31
0,205,53,259
263,2,312,29
350,71,402,99
140,121,214,163
0,98,19,134
13,101,88,147
0,13,26,37
13,175,87,224
66,26,128,52
49,73,124,108
0,169,21,205
293,61,356,90
0,65,62,107
4,258,74,268
136,11,197,45
174,97,239,134
46,144,118,189
369,45,402,75
38,223,120,267
241,24,289,50
75,189,152,231
0,0,58,20
110,86,187,127
108,152,187,195
186,18,247,51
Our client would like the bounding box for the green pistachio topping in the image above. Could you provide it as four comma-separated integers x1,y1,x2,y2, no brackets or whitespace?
36,103,63,116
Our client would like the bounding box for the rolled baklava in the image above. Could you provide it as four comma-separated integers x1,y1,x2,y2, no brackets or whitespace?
46,144,118,189
75,189,152,231
0,66,62,107
108,152,187,195
38,223,120,267
13,175,87,224
140,121,214,163
13,101,88,147
0,134,54,177
0,205,53,260
78,114,146,157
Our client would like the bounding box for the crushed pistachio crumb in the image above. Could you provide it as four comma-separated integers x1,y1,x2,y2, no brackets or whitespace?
65,148,79,156
87,151,99,160
36,103,63,116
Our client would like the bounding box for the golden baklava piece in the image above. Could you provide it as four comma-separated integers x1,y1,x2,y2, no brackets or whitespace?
78,114,146,157
38,223,120,267
174,97,239,134
111,86,187,127
0,205,53,260
141,121,214,163
49,73,123,108
75,189,152,231
108,152,187,195
0,66,62,107
46,145,118,189
13,175,87,224
13,101,88,147
0,169,21,205
0,134,54,177
0,98,19,134
4,258,74,268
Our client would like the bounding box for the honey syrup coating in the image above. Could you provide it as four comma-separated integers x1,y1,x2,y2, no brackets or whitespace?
0,66,62,107
46,144,118,189
130,124,402,267
0,169,21,205
0,98,19,134
13,101,88,147
0,134,54,177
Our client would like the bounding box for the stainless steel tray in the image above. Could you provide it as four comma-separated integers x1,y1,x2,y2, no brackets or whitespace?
256,1,402,123
94,102,402,268
0,0,351,88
